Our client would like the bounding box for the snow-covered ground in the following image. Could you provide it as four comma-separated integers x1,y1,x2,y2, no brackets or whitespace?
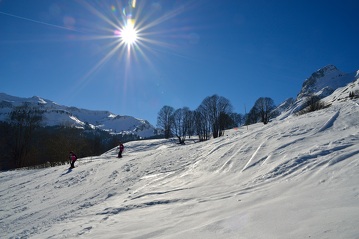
1,99,359,239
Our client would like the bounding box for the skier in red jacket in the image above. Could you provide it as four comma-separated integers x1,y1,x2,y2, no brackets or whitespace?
69,151,77,168
118,143,124,158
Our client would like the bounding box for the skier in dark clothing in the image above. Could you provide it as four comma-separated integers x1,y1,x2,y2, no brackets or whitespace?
118,143,124,158
69,151,77,168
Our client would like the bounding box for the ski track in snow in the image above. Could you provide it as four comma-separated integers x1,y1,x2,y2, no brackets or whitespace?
216,143,245,173
241,140,265,172
317,110,340,133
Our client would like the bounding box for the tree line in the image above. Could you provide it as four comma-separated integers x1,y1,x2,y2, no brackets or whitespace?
156,94,277,144
0,104,139,170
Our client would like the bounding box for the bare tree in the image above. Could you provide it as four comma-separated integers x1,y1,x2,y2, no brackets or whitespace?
200,94,233,138
172,108,187,144
157,105,174,139
229,112,244,126
252,97,276,124
218,112,236,135
245,107,259,125
194,106,210,141
184,108,195,138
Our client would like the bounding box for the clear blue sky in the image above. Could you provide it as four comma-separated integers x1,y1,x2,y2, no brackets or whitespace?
1,0,358,125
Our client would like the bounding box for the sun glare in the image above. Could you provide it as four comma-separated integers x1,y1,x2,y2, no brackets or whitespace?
121,23,138,46
76,0,195,83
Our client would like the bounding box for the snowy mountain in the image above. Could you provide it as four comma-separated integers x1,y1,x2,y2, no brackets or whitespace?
297,65,350,99
277,65,359,117
1,89,359,238
0,93,156,138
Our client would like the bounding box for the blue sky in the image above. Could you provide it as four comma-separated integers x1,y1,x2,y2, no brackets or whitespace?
1,0,358,125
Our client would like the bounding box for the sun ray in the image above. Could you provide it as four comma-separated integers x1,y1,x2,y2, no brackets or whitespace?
78,1,123,31
69,0,203,95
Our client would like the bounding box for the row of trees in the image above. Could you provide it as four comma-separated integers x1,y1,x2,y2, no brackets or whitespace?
157,95,239,143
157,94,277,144
0,104,138,170
157,94,275,144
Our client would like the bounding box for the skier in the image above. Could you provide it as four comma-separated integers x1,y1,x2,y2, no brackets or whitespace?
118,142,124,158
69,151,77,169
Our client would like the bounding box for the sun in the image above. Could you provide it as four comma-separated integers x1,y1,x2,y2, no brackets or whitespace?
120,22,138,46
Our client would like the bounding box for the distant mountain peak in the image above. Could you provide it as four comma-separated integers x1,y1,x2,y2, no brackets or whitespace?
31,96,47,104
318,64,338,72
297,65,347,99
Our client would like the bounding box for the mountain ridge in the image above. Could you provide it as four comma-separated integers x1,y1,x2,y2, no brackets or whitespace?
0,93,157,138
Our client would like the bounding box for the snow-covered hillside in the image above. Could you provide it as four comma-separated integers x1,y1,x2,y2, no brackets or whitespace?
1,95,358,238
276,65,359,118
0,93,156,138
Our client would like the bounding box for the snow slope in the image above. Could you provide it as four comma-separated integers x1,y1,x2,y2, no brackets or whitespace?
1,98,359,238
